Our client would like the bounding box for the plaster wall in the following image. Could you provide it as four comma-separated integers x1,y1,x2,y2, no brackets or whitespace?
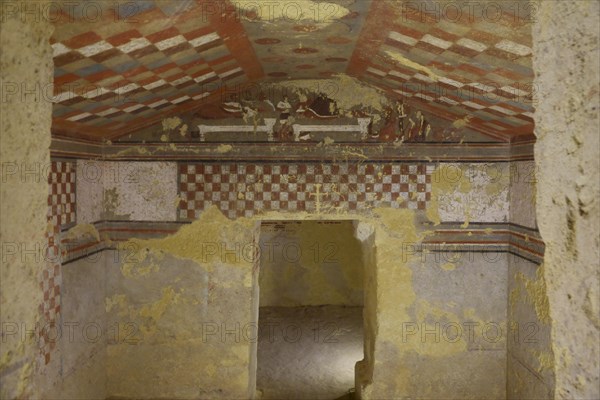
4,2,597,398
533,1,600,398
76,161,178,223
430,163,510,225
258,221,364,307
64,159,516,399
39,253,108,400
0,3,53,398
76,160,104,224
104,209,260,399
363,249,508,399
79,205,508,400
510,161,537,229
77,160,509,226
507,256,554,399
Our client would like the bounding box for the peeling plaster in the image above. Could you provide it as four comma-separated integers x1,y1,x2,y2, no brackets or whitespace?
162,117,182,131
235,0,350,24
269,74,390,114
63,223,101,242
385,50,442,82
428,163,510,225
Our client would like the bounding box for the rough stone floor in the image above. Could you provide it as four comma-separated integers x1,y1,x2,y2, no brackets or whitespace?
256,306,364,400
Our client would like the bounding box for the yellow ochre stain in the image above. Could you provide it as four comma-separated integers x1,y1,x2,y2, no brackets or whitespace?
62,223,101,242
441,263,456,271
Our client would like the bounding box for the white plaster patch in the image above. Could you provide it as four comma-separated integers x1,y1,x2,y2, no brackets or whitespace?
123,104,145,113
462,101,486,110
367,67,386,77
147,99,168,108
500,85,530,97
114,83,139,95
414,73,436,83
155,35,186,51
469,82,496,92
394,89,414,97
189,32,220,47
52,42,71,57
97,107,120,117
495,39,532,56
52,91,78,103
389,70,411,80
388,31,418,46
421,34,452,49
123,103,146,113
143,79,167,90
171,76,192,86
489,105,517,116
171,95,191,104
192,92,210,100
439,96,459,105
78,40,113,57
67,112,92,121
76,160,104,224
194,72,217,83
456,38,487,52
118,37,151,53
436,163,509,223
438,77,464,88
385,50,441,81
219,67,242,79
82,87,110,99
415,93,434,101
103,162,178,221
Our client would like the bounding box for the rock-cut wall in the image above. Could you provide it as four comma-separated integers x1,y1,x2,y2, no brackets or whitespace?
533,1,600,398
0,2,54,398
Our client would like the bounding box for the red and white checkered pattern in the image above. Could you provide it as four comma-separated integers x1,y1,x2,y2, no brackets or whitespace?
40,161,75,365
38,262,61,365
351,1,535,139
50,2,258,138
179,163,433,220
48,162,76,226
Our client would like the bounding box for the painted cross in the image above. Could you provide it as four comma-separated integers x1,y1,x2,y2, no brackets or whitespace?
309,183,328,214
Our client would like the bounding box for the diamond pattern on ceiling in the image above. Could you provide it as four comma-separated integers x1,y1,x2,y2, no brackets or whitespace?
50,0,263,139
49,0,534,142
348,0,534,140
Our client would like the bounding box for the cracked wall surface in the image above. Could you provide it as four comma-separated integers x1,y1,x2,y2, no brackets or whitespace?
59,158,521,399
77,161,178,223
106,207,260,399
533,1,600,398
506,158,551,399
510,161,537,229
2,0,599,397
507,257,554,399
427,163,510,226
54,203,511,399
39,253,108,400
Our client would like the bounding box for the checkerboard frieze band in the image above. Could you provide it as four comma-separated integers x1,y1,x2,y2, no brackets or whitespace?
48,161,76,226
178,163,433,220
40,161,76,365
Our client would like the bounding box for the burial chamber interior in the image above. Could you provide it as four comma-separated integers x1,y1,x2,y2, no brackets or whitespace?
256,220,366,400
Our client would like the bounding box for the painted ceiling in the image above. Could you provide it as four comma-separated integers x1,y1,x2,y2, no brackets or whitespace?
49,0,534,142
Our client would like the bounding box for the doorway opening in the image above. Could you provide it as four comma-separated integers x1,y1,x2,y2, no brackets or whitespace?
255,220,367,400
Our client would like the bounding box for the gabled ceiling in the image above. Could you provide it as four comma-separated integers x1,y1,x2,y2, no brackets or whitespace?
50,0,534,142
